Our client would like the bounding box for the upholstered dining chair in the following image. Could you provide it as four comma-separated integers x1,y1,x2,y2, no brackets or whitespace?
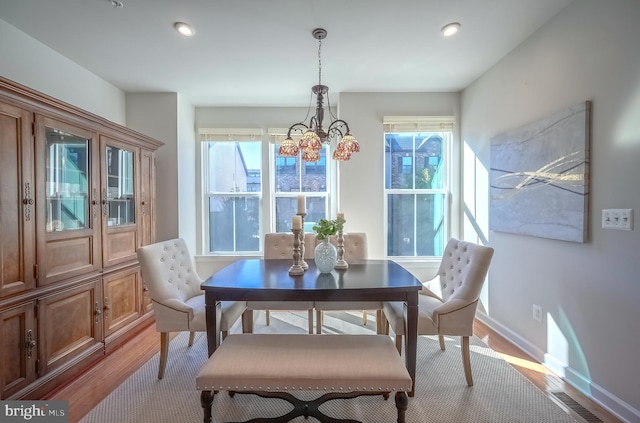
380,238,494,386
314,232,383,334
137,238,247,379
244,233,316,334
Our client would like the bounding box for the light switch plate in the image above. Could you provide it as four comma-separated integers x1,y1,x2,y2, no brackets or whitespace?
602,208,633,230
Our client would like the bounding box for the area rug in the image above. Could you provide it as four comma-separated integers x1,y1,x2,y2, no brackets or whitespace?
80,311,577,423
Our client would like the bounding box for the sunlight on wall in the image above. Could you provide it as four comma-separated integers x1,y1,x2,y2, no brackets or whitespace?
545,312,569,378
615,78,640,146
462,141,489,245
463,140,490,312
552,307,593,395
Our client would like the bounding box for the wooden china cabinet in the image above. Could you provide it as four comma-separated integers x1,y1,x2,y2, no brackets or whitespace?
0,76,162,399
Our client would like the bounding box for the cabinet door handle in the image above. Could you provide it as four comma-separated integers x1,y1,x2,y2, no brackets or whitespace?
94,301,102,323
102,189,108,217
23,183,33,221
25,329,36,359
103,299,111,317
92,188,98,219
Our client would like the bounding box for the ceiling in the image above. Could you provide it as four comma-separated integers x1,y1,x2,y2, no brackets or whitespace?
0,0,572,107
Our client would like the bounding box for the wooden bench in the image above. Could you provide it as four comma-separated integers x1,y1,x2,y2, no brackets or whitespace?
196,334,412,423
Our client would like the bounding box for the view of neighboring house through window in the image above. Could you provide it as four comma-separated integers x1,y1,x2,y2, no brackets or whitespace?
272,141,330,232
384,117,453,257
202,136,262,254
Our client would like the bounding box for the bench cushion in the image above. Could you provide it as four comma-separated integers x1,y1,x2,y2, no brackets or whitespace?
196,334,411,393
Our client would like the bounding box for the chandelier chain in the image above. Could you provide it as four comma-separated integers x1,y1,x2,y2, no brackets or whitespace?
318,38,322,86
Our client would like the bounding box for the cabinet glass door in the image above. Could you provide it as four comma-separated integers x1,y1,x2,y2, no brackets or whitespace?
105,145,135,226
45,128,90,232
36,116,101,286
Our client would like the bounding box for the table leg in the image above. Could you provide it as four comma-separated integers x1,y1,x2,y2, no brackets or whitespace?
205,292,222,357
404,292,418,397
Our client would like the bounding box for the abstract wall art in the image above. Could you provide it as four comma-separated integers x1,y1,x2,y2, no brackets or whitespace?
489,101,591,243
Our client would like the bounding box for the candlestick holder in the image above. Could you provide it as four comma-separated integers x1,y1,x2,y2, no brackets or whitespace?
288,227,305,276
297,212,309,270
335,228,349,269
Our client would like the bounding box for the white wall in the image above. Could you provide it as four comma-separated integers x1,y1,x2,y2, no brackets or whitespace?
177,95,197,251
0,19,125,124
461,1,640,420
125,93,180,243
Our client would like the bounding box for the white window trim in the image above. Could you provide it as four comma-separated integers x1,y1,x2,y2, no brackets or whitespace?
382,116,456,259
199,128,264,256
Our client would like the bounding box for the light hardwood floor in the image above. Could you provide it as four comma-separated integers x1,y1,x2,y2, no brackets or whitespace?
44,316,622,423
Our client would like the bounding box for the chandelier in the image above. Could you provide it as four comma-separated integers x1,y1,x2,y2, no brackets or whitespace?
278,28,360,162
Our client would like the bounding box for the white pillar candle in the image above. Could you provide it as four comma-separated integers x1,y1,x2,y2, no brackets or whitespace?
292,215,302,230
337,212,344,220
297,195,306,214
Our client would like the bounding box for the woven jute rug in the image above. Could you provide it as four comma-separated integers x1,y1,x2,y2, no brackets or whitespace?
80,311,577,423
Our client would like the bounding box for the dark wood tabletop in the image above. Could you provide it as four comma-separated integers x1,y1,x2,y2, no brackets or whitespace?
202,259,422,300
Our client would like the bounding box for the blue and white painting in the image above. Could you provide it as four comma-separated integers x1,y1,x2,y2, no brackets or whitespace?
490,101,591,243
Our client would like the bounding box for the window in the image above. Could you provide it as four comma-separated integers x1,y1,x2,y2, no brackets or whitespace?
200,128,262,254
401,156,412,174
384,117,454,257
269,128,331,233
275,157,296,174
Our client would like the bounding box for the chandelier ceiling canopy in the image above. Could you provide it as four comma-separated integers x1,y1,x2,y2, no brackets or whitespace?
278,28,359,162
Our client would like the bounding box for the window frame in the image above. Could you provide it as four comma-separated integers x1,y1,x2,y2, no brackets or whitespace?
383,117,455,259
199,128,264,256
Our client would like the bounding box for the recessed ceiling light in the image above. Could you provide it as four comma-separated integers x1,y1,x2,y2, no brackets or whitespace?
174,22,195,37
441,22,461,37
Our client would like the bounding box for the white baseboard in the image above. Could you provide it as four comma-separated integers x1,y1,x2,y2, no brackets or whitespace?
475,312,546,363
476,312,638,423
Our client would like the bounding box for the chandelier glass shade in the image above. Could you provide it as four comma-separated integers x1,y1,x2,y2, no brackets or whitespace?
278,28,359,162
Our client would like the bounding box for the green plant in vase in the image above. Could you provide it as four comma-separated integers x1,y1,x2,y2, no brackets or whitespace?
312,217,345,273
312,217,345,241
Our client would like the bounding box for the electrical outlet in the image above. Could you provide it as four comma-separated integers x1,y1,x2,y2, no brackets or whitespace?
532,304,542,323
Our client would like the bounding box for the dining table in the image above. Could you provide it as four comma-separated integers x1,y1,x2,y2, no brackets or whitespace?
201,258,422,396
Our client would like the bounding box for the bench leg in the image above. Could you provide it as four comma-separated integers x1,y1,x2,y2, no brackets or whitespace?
316,310,323,334
395,392,408,423
200,390,214,423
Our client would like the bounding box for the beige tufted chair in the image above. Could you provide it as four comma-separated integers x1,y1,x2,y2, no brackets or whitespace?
245,233,317,333
381,238,494,386
314,233,382,334
137,238,247,379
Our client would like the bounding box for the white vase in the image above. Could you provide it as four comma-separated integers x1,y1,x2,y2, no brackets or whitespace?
314,239,337,273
